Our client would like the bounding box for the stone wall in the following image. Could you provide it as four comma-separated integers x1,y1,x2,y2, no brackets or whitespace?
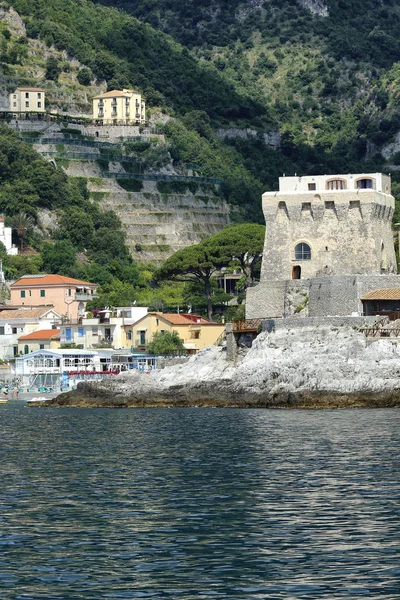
261,190,396,282
261,315,379,333
247,274,400,319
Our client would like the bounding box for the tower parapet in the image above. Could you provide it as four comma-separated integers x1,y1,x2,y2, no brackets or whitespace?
261,173,396,281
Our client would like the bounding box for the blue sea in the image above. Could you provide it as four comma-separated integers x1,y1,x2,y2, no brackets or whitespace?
0,405,399,599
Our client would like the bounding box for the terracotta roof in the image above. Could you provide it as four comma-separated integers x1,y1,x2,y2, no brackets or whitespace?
18,329,60,341
16,87,45,92
93,90,131,99
12,274,96,288
0,308,55,320
159,313,219,326
362,289,400,301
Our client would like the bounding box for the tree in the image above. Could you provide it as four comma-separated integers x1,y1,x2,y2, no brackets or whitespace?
148,331,185,355
77,67,92,86
207,224,265,287
45,56,61,81
11,212,34,253
156,243,226,320
41,240,77,275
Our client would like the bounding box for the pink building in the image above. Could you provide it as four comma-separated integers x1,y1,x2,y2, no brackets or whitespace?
10,275,97,319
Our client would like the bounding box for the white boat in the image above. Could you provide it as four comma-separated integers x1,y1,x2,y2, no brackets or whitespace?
26,397,47,404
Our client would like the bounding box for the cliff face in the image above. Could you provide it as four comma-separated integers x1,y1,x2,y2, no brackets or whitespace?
45,326,400,408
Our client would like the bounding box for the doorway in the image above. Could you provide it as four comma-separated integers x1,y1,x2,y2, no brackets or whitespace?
292,265,301,279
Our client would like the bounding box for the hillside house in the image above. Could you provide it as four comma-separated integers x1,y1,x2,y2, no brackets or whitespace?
92,89,146,125
125,313,225,353
9,87,45,114
10,275,97,320
0,218,17,255
0,307,61,360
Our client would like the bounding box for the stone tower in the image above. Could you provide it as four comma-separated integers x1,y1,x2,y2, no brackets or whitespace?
247,173,400,319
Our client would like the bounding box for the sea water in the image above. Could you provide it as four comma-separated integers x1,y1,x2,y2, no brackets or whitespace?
0,406,399,599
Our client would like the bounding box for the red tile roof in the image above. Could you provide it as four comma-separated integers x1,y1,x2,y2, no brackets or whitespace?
12,274,96,288
0,308,56,320
16,87,45,92
158,313,219,325
93,90,131,99
362,288,400,300
18,329,60,341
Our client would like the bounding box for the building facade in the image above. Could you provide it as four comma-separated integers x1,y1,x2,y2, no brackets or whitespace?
0,307,61,360
10,275,97,320
126,313,225,352
247,173,400,319
18,329,61,355
0,218,18,255
92,89,146,125
9,87,45,113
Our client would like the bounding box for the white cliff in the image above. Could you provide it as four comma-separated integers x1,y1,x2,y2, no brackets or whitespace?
47,326,400,408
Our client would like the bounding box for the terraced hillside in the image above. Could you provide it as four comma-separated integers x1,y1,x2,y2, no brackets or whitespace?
12,120,229,263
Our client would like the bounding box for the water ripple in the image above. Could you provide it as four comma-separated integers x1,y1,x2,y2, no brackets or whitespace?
0,406,399,598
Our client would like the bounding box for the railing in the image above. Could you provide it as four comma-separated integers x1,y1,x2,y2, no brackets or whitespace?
75,293,94,301
101,172,223,184
232,319,264,333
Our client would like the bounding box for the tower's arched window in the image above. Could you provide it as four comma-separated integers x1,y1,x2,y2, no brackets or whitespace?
295,242,311,260
356,178,374,189
326,179,346,190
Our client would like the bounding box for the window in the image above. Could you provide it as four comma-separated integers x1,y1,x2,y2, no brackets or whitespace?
40,290,45,297
327,179,346,190
191,331,200,339
13,346,18,357
25,92,29,98
40,344,45,350
13,102,16,107
294,242,311,260
0,327,4,335
25,102,29,108
78,328,84,337
38,93,41,99
156,319,159,326
24,345,29,355
308,183,316,191
139,330,146,345
12,327,17,334
66,328,72,342
126,330,132,340
20,291,25,298
13,95,16,99
356,178,374,189
68,289,72,296
38,102,41,108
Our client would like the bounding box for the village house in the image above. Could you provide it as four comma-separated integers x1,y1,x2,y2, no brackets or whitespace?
60,307,148,349
10,275,97,320
9,87,45,114
0,218,18,255
18,329,61,355
0,307,61,360
92,89,146,125
125,313,225,353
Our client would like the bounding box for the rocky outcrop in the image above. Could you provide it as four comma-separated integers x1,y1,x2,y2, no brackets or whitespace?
215,128,281,149
42,326,400,409
297,0,328,17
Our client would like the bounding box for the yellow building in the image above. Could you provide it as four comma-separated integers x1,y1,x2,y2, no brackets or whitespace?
18,329,61,355
9,87,45,113
123,313,225,353
92,89,146,125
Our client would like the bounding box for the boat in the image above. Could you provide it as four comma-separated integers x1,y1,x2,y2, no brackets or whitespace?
26,397,47,404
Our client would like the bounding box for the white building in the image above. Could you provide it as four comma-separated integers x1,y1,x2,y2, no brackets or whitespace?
0,307,61,360
9,87,45,114
0,218,18,255
16,348,101,388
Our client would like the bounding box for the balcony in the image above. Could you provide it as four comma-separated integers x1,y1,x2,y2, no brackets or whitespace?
75,293,94,302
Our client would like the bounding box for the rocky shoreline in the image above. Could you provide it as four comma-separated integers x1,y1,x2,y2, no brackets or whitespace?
37,325,400,409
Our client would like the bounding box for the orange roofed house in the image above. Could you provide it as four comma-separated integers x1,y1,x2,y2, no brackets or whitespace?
124,313,225,353
10,275,97,320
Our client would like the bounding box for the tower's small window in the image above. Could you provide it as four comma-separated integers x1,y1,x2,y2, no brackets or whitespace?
295,242,311,260
308,183,316,191
356,178,374,189
327,179,346,190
